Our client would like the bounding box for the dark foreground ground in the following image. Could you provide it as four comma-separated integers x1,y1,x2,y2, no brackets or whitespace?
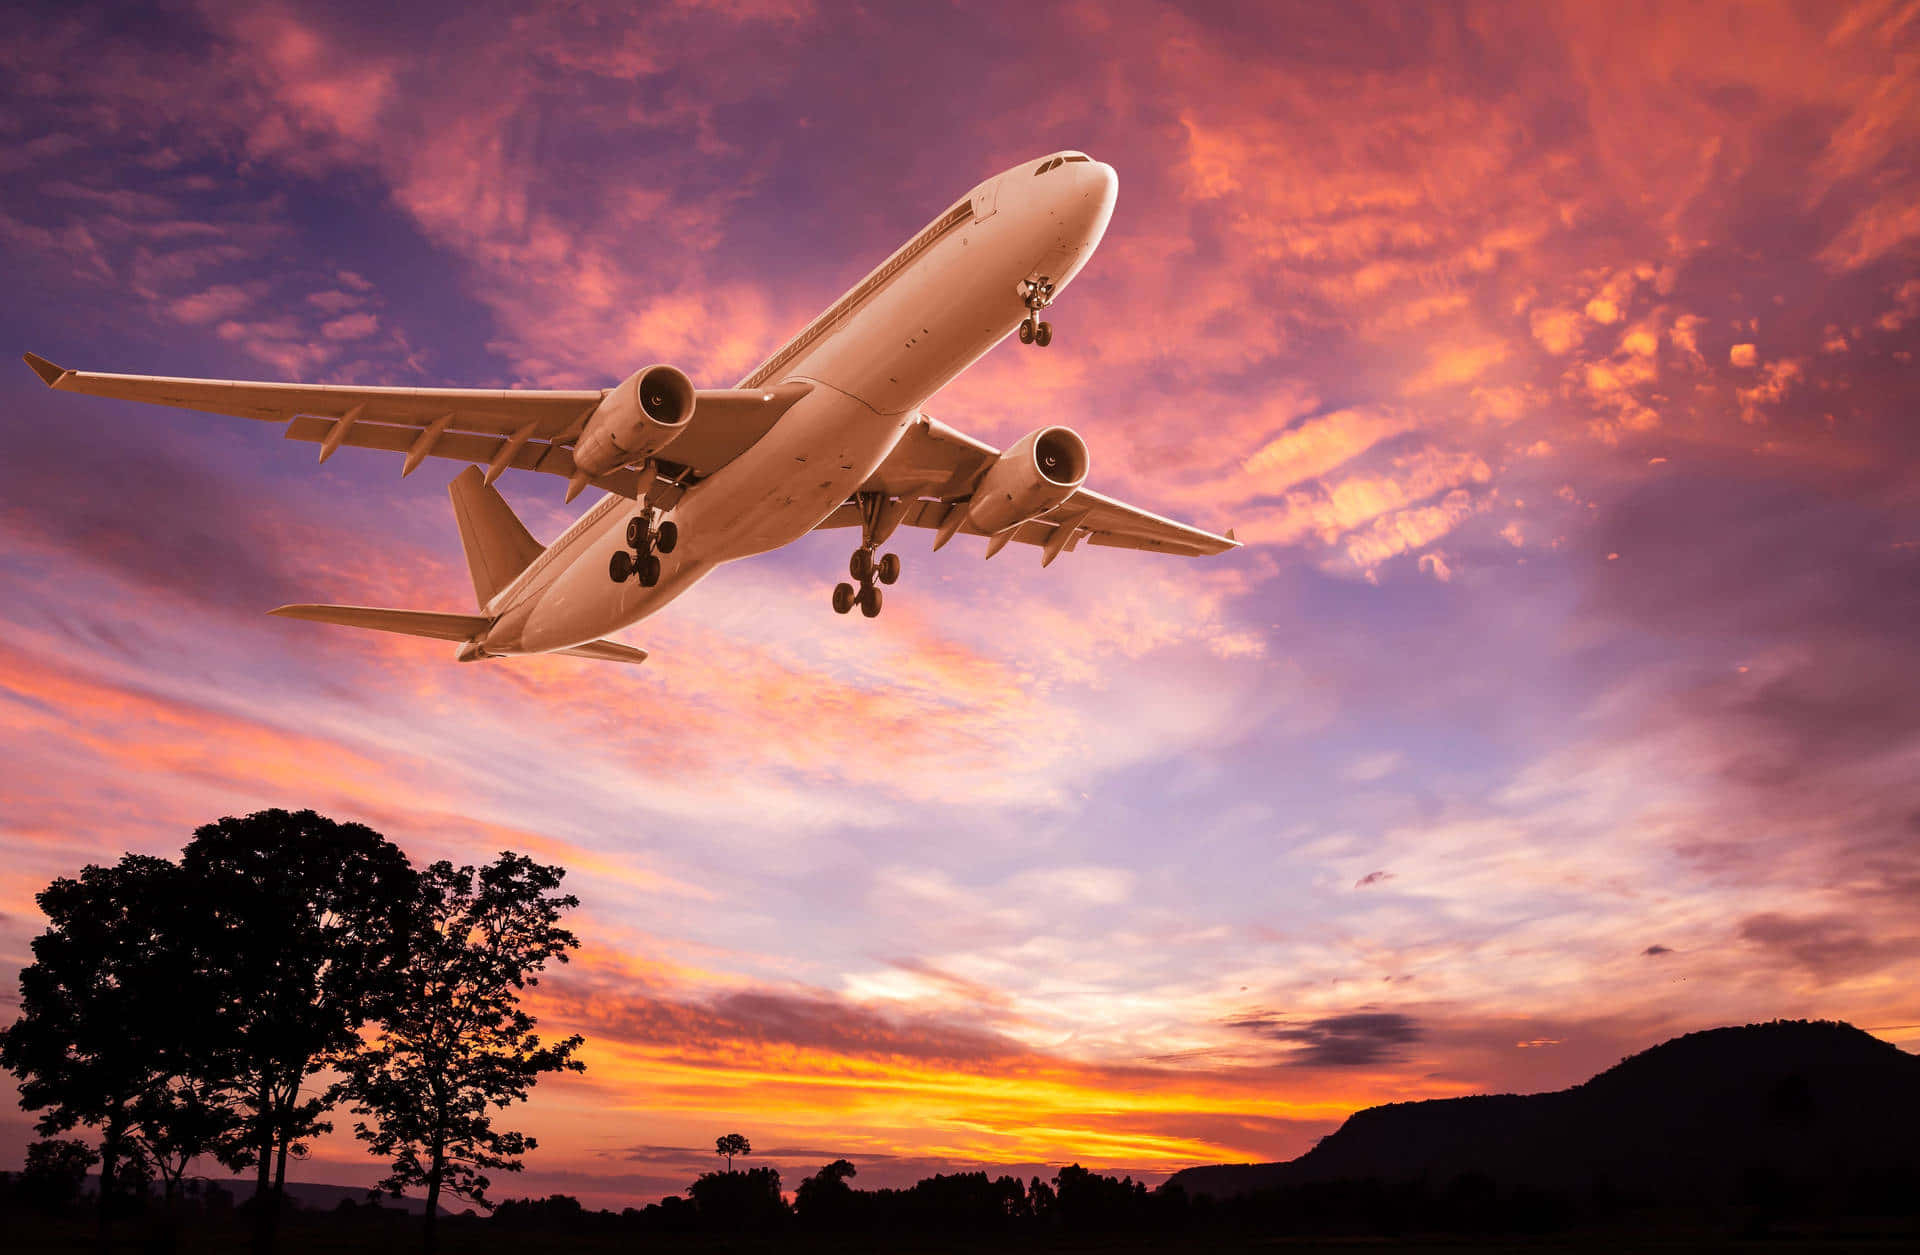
7,1214,1920,1255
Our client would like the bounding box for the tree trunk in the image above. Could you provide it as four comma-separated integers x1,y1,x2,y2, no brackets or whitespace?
96,1102,126,1249
262,1073,300,1254
422,1133,445,1255
251,1085,275,1255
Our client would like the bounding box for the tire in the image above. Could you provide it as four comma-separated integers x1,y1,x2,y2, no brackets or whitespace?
655,520,678,554
877,552,900,585
832,582,856,615
608,550,632,582
638,554,662,587
850,549,875,582
859,584,883,618
1018,319,1035,344
626,517,648,549
1035,321,1052,347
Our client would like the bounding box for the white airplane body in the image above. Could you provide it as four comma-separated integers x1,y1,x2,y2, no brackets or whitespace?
25,153,1236,666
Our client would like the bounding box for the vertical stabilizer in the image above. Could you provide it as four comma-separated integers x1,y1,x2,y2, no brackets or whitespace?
448,466,544,607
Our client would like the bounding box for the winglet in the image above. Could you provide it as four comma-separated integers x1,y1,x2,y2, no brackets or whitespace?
23,353,68,387
1225,527,1237,543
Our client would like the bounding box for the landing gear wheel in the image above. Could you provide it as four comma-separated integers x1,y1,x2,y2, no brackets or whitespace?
877,552,900,585
626,517,649,549
638,554,662,588
655,520,678,554
1018,319,1036,344
859,584,883,618
832,582,856,615
1035,321,1052,347
609,550,633,583
850,549,875,582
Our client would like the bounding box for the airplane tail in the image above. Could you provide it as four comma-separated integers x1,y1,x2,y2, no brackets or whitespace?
268,468,648,665
447,465,544,607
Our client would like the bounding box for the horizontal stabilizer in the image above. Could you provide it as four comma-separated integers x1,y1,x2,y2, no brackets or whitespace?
554,639,649,665
270,604,490,642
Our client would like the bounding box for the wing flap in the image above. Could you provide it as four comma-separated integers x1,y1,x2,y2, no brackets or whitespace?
280,415,649,498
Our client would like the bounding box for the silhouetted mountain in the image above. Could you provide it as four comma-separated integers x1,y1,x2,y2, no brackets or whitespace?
1171,1020,1920,1206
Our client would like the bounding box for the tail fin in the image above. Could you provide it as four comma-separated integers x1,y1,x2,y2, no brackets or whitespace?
448,465,544,607
270,604,490,641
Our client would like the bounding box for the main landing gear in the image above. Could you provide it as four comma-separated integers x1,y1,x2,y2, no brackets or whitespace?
1018,277,1055,347
609,509,677,588
833,547,899,618
833,494,902,618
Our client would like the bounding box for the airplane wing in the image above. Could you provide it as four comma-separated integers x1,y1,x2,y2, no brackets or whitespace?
817,415,1238,561
21,352,808,502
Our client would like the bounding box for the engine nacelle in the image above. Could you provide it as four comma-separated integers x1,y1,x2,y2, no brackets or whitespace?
572,364,696,476
965,426,1090,534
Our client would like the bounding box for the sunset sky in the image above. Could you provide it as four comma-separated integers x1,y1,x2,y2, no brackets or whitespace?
3,0,1918,1210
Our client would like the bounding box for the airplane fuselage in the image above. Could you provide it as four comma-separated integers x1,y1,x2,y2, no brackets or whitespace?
485,154,1119,657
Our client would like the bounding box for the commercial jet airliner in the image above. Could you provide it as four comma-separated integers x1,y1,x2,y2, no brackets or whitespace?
23,152,1237,666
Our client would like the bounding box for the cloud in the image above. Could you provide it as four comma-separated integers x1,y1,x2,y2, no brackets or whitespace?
1738,912,1918,979
1227,1011,1424,1068
1643,944,1674,957
1354,870,1394,889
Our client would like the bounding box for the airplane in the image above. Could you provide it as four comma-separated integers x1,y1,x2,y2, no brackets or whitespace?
22,151,1238,667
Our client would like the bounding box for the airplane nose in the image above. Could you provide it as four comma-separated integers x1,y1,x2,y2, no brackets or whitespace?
1066,160,1117,247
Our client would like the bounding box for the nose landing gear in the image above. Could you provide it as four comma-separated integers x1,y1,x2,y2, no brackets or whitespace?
832,494,903,617
1018,278,1056,347
610,509,675,588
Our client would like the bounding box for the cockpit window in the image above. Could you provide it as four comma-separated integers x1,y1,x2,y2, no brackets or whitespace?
1064,155,1090,163
1034,156,1067,175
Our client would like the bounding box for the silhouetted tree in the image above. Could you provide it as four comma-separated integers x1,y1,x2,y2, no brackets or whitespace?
1028,1173,1057,1221
689,1164,785,1229
21,1138,96,1213
491,1193,587,1229
180,810,418,1254
1,855,236,1231
715,1132,751,1171
1054,1163,1149,1231
795,1158,858,1228
135,1072,239,1207
345,854,584,1254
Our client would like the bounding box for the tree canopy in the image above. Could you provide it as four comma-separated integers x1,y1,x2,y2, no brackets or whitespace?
347,853,584,1253
0,855,235,1215
715,1132,751,1171
180,809,419,1252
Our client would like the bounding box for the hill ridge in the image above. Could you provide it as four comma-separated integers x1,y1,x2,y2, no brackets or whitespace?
1169,1019,1920,1204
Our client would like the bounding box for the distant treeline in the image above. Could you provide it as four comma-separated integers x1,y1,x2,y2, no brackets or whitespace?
7,1152,1919,1248
476,1153,1920,1242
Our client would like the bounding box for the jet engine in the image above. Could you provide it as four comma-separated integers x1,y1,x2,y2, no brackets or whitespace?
572,365,696,476
965,425,1089,534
